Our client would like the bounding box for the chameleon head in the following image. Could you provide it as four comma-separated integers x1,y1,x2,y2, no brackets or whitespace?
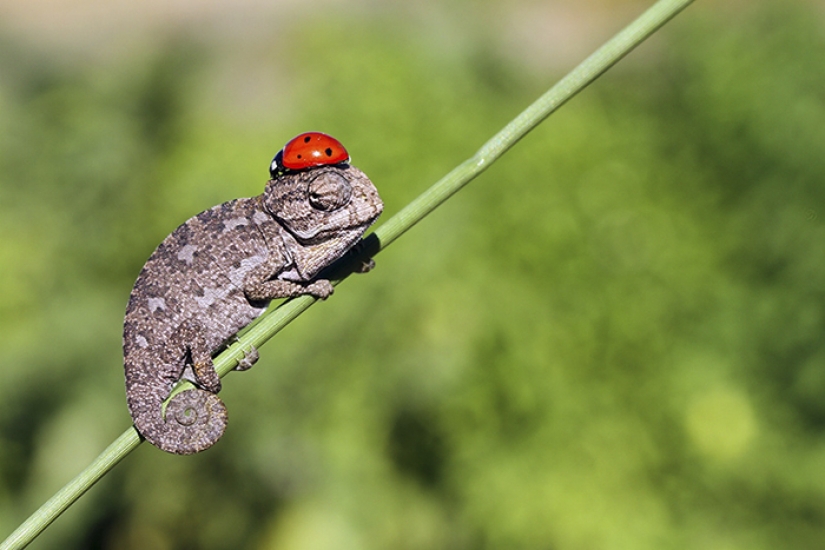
263,165,383,243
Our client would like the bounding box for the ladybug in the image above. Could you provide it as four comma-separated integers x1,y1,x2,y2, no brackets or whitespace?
270,132,350,177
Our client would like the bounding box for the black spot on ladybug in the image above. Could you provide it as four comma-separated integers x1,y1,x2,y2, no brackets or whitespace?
325,148,333,156
304,136,311,143
297,154,302,159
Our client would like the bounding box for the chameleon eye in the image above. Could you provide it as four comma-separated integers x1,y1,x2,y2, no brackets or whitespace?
308,173,352,211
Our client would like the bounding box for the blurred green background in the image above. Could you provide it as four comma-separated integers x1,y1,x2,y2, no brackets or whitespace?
1,0,825,548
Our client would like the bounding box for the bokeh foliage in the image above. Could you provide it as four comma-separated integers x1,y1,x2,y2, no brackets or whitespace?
1,1,825,548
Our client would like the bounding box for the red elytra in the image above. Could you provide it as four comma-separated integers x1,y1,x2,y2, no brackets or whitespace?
278,132,350,172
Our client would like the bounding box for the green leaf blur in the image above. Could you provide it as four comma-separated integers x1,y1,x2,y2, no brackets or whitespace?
1,1,824,548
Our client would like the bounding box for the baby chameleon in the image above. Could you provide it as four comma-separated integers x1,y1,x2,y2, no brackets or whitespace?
123,133,383,454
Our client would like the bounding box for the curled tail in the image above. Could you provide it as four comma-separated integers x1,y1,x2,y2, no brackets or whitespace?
128,382,228,455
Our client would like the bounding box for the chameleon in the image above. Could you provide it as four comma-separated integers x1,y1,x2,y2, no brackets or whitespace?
123,133,383,454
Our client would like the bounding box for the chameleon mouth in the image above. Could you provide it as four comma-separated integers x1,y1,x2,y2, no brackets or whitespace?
286,218,374,245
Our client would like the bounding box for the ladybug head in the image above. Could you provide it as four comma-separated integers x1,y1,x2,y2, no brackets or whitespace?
269,150,285,178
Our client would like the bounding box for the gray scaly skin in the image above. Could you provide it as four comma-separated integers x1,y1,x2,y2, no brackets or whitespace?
123,165,383,454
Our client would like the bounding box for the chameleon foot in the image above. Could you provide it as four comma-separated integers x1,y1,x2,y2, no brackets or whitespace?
235,345,259,371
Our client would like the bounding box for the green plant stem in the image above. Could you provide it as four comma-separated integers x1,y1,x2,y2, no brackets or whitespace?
0,0,694,548
374,0,694,249
0,430,141,550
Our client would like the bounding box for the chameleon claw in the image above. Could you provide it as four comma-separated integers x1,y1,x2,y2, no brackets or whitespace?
235,344,259,371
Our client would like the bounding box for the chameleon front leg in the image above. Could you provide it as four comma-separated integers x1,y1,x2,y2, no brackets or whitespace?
243,254,334,302
245,278,334,301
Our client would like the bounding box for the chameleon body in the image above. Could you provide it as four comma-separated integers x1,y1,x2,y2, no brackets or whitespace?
123,165,383,454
